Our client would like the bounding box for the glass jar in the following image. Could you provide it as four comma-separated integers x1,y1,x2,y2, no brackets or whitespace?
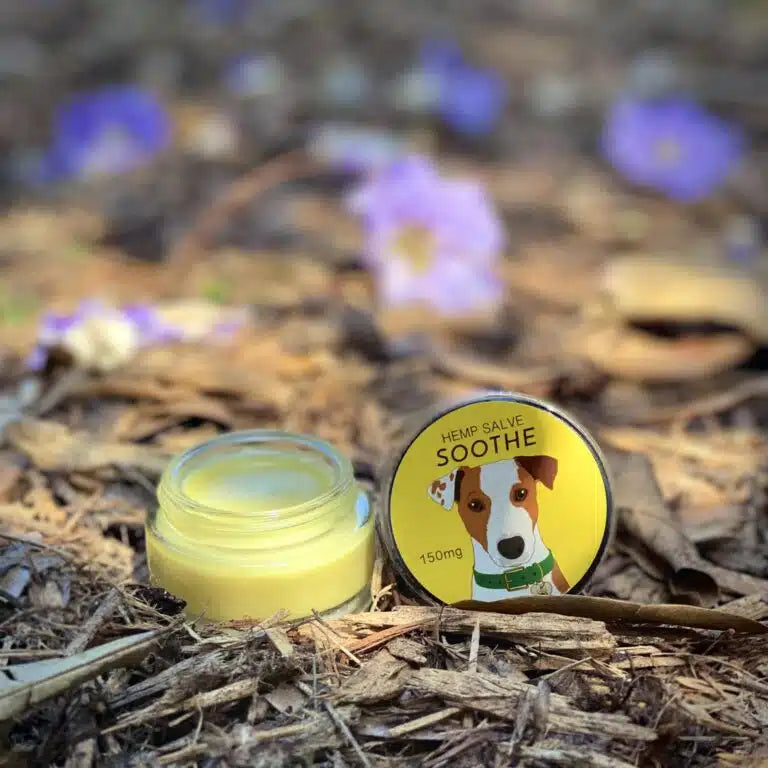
146,430,374,621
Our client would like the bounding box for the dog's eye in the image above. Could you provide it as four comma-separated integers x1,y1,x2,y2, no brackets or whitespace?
468,498,485,512
513,488,528,502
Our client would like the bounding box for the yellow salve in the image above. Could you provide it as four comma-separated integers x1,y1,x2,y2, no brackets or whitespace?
146,431,375,621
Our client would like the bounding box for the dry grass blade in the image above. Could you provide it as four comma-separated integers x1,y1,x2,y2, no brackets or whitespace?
0,630,161,721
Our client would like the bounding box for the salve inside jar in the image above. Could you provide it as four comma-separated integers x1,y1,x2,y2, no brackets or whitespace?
146,431,374,621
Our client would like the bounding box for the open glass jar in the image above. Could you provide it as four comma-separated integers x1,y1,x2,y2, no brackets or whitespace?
146,430,374,621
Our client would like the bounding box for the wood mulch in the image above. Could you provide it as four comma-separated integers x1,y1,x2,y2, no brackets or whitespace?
0,187,766,766
0,3,767,757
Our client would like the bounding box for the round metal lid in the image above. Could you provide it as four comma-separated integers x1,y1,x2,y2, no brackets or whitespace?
378,392,614,605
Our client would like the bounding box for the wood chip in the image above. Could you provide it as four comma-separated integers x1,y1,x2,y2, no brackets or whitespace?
340,606,617,656
408,668,656,740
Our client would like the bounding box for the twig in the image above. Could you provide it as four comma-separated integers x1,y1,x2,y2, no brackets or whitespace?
30,369,89,418
635,376,768,425
508,685,534,751
164,149,319,292
539,656,593,681
157,744,209,766
323,698,372,768
310,610,364,666
428,343,556,392
388,707,462,738
463,617,480,727
0,530,76,563
515,745,638,768
65,588,121,656
467,618,480,673
345,620,430,654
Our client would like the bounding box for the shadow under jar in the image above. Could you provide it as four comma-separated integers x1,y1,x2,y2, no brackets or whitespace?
146,430,375,621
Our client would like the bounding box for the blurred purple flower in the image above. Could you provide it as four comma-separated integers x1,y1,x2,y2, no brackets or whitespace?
40,86,171,182
28,298,249,372
347,156,504,315
27,299,143,372
122,304,185,344
420,40,506,137
189,0,252,26
307,123,407,174
723,215,761,265
222,53,284,98
601,95,744,202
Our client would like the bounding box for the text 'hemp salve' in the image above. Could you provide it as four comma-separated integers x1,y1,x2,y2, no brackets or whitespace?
146,430,374,621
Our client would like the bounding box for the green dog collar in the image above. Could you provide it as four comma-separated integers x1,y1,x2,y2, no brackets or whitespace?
473,551,555,591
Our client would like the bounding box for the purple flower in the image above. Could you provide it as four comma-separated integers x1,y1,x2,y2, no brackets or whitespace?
122,304,185,344
27,299,249,372
347,156,504,315
307,123,407,174
723,215,761,265
189,0,252,26
601,95,744,202
40,86,171,182
222,53,284,98
420,40,506,137
26,299,142,372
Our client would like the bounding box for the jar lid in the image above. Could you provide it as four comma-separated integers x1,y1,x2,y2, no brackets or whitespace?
379,392,614,604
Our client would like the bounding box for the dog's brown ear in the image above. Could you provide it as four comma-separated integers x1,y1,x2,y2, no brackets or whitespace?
516,455,558,490
453,468,465,504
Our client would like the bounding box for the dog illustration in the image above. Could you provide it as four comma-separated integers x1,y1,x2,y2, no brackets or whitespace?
427,455,568,601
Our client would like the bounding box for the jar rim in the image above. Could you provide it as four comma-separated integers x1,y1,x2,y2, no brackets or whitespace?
157,429,354,530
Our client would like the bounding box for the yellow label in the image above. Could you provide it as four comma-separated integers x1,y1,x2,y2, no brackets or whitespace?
387,396,611,603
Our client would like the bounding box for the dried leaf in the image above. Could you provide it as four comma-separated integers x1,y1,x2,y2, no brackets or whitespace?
4,418,171,477
28,579,69,609
577,322,754,382
716,594,768,621
335,649,410,705
601,255,768,342
0,464,22,502
264,683,306,715
0,504,133,578
0,566,30,601
608,448,768,601
386,637,428,666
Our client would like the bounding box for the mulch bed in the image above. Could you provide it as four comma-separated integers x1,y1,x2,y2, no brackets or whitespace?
1,2,768,766
0,215,766,764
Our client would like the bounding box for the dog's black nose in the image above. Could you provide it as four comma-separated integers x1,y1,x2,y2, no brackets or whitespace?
497,536,525,560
